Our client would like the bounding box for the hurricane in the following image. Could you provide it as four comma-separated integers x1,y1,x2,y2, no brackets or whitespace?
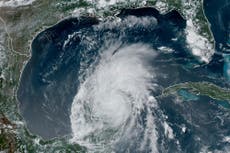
70,43,158,152
16,6,230,153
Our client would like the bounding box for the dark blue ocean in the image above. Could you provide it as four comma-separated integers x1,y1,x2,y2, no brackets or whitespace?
17,2,230,153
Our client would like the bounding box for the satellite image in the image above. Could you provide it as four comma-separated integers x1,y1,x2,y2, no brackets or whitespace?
0,0,230,152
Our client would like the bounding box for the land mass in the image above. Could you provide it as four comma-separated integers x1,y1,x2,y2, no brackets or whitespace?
0,0,224,152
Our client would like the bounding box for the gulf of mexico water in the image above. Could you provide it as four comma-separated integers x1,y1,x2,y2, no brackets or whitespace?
17,5,230,153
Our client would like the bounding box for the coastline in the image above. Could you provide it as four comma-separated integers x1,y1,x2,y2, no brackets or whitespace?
0,0,226,151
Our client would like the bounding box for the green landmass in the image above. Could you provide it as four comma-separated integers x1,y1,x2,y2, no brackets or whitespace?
0,0,217,152
163,82,230,103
